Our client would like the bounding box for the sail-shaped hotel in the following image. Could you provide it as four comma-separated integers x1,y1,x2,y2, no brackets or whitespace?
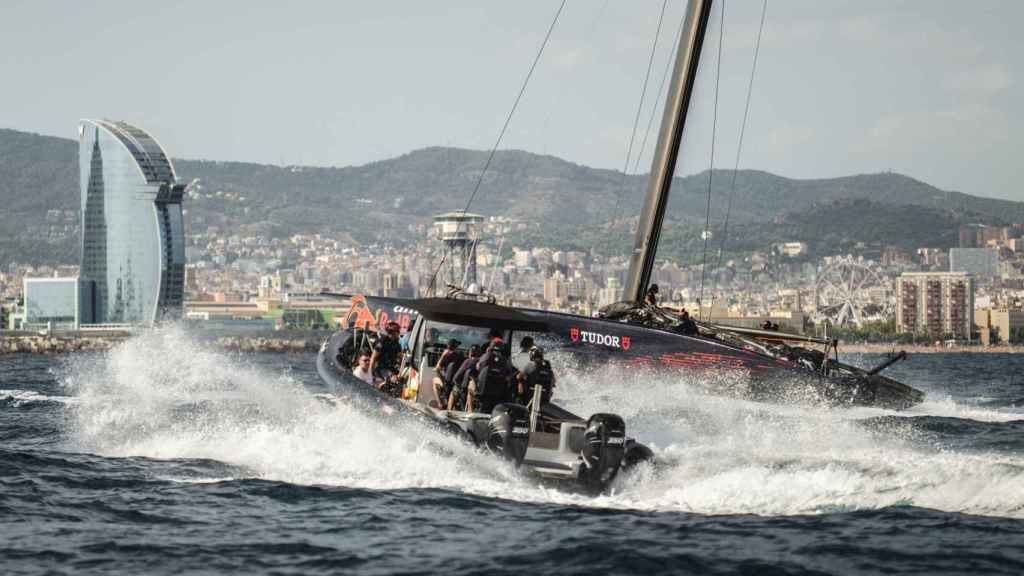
79,120,186,325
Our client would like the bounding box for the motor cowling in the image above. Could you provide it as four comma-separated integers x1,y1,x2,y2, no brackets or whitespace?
486,403,530,466
580,413,626,490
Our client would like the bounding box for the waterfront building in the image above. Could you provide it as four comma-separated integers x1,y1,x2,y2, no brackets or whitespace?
916,248,947,269
959,224,984,248
0,300,13,330
975,308,1024,346
949,248,998,279
543,272,569,307
382,269,415,298
598,277,623,308
21,277,94,330
709,311,807,335
896,272,974,338
79,120,186,325
513,248,533,270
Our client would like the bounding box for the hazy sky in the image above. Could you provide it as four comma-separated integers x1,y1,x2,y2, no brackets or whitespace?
1,1,1021,201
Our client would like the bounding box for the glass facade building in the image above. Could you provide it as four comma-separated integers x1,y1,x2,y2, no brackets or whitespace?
79,120,186,325
949,248,999,279
23,277,94,329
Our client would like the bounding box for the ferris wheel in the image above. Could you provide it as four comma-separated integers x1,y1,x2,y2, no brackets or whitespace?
814,257,891,326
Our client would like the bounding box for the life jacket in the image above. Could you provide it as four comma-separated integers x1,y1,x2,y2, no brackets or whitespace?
440,351,466,385
375,336,402,372
452,357,479,391
476,352,511,400
525,359,554,401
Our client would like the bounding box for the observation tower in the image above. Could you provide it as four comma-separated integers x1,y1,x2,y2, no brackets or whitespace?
433,211,484,292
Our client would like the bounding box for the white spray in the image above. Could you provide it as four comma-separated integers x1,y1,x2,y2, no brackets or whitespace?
60,327,1024,518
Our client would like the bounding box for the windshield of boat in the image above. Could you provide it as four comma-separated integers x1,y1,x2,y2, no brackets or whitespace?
422,321,506,351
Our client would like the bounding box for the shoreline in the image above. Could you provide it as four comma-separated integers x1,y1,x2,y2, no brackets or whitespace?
837,342,1024,354
0,334,128,354
0,333,321,355
3,333,1020,355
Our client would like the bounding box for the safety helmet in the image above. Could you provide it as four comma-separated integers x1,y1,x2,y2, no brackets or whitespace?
488,338,506,355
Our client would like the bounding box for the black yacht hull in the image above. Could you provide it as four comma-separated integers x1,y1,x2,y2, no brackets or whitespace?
337,294,923,410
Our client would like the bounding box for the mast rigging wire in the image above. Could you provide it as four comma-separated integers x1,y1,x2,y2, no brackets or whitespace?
427,0,567,296
632,10,688,175
696,0,726,321
609,0,669,230
707,0,767,315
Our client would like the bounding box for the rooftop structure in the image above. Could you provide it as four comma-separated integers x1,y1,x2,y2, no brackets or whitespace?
433,212,485,242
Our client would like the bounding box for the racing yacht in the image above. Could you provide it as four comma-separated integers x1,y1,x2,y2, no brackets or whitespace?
316,0,924,491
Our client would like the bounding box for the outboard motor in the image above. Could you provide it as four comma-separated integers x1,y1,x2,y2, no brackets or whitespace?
486,403,530,466
580,413,626,490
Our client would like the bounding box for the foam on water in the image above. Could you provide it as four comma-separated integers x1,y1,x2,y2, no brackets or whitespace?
0,389,74,406
554,363,1024,517
60,327,1024,519
62,327,518,495
908,395,1024,423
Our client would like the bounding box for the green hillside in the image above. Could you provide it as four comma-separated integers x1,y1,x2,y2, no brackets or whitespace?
1,127,1021,265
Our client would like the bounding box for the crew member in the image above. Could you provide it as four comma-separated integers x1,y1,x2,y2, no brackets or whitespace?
467,339,514,413
644,284,660,306
517,346,555,406
370,321,403,381
432,339,464,409
514,335,535,372
519,336,535,354
448,344,483,411
352,353,375,385
677,308,698,336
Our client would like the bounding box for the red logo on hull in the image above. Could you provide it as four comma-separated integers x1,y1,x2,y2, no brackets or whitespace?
622,336,631,350
570,327,580,342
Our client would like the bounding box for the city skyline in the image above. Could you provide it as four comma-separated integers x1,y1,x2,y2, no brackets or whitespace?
1,1,1022,202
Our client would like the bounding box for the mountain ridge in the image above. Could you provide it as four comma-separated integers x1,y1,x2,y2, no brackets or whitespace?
1,127,1021,265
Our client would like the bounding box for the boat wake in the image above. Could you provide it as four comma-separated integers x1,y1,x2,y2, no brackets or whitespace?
61,327,523,492
1,388,75,407
60,327,1024,519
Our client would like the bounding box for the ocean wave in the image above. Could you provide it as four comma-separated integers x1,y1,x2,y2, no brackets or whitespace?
0,389,74,407
55,326,1024,520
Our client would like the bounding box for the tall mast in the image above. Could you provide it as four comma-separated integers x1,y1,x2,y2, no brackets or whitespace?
623,0,714,303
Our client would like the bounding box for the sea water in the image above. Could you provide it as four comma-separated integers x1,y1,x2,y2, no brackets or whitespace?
2,327,1023,575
